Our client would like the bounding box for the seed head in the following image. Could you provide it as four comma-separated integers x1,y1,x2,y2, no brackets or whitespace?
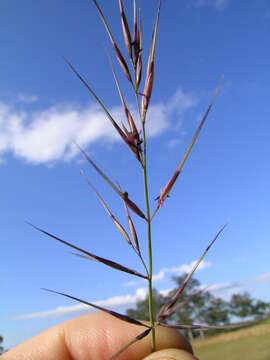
119,0,132,59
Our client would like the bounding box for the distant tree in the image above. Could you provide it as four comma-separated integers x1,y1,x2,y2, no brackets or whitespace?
201,297,230,325
170,275,230,340
0,335,4,355
167,275,210,341
251,299,270,320
126,274,230,341
169,275,212,325
126,276,207,325
230,292,254,319
126,276,269,342
229,292,270,322
126,289,166,321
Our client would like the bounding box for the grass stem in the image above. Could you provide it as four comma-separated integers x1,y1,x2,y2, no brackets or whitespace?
133,56,155,351
142,124,156,352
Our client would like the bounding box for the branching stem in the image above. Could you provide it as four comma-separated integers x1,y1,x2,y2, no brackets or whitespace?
130,241,149,277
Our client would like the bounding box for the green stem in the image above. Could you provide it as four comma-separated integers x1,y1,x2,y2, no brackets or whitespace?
142,124,156,352
132,60,155,352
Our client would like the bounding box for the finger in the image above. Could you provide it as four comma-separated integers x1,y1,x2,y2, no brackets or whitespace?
3,312,193,360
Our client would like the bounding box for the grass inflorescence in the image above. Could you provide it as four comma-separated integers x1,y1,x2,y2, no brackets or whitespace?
30,1,226,358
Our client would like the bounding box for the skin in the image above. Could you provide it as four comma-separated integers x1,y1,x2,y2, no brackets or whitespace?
144,349,198,360
2,312,193,360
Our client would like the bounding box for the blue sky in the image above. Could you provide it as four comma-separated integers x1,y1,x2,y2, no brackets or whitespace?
1,0,270,350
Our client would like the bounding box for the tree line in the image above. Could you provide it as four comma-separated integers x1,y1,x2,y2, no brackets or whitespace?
0,335,4,354
126,274,270,341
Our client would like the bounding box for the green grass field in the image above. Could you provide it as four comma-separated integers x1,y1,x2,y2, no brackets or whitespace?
193,319,270,360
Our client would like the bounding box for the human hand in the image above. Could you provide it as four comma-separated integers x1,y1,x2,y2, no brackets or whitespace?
2,312,194,359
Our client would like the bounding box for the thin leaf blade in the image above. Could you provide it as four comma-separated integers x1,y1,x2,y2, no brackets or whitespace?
76,143,122,197
136,53,142,88
28,223,148,279
81,172,132,246
133,0,139,63
153,77,224,217
42,288,150,328
77,145,146,219
158,224,227,319
105,50,141,160
123,192,146,220
68,251,95,261
159,322,240,331
119,0,132,58
160,285,211,320
65,59,138,157
92,0,132,82
123,198,140,254
142,0,161,120
110,328,152,360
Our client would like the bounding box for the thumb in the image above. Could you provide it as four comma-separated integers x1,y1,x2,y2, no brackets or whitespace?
144,349,198,360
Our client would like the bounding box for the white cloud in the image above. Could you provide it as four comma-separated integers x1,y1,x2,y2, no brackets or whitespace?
16,93,39,104
159,288,172,297
191,0,229,10
13,259,211,321
152,270,166,282
207,281,241,294
202,272,270,300
13,271,270,321
14,303,87,320
123,260,211,287
254,272,270,284
10,281,236,321
13,287,148,320
170,260,211,275
0,88,196,165
167,138,182,149
122,280,139,287
152,260,211,283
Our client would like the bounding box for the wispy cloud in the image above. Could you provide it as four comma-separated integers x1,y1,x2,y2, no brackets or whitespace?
0,88,196,165
190,0,229,10
11,282,232,321
204,272,270,299
254,272,270,283
13,271,270,321
152,260,211,282
13,260,211,320
13,287,148,320
207,281,241,295
16,93,39,104
123,260,211,287
166,138,182,149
